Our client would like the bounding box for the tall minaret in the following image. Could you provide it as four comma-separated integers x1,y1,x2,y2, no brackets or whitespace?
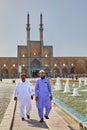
39,13,43,41
26,13,30,44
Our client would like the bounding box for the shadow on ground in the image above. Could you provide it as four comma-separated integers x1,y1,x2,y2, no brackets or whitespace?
24,119,49,129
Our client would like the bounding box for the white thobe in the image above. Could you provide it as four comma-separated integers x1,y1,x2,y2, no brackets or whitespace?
14,81,32,118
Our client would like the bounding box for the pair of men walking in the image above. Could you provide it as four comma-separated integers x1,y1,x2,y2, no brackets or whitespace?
14,70,52,123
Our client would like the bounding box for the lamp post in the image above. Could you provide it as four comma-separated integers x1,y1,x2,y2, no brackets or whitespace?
50,70,52,77
18,65,21,78
54,70,56,78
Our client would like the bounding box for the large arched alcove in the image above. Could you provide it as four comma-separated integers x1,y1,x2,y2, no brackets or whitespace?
30,59,41,77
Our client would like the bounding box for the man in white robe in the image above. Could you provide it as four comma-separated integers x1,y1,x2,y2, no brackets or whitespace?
14,73,33,121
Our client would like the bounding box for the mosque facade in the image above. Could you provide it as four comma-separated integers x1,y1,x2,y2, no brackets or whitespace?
0,14,87,78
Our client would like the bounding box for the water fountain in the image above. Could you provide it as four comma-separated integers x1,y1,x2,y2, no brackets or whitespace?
72,83,75,87
84,78,87,85
54,77,63,90
63,82,65,85
78,78,82,88
64,79,70,92
72,88,79,96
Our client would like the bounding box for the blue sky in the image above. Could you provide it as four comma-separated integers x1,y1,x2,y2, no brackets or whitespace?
0,0,87,57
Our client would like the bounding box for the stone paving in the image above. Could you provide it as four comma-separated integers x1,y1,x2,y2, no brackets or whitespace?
13,100,70,130
0,82,15,124
0,81,81,130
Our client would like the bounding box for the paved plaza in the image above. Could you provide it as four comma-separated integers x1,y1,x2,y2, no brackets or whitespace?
0,81,83,130
12,100,71,130
0,82,15,124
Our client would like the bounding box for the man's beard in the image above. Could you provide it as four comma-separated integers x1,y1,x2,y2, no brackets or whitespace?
41,76,45,79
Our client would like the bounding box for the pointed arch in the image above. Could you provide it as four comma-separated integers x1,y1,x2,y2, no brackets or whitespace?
70,66,75,74
1,67,8,78
62,67,68,74
44,67,50,76
30,59,41,77
11,67,18,78
31,59,41,69
53,67,60,77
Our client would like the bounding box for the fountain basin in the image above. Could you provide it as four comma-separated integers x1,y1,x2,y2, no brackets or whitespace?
53,97,87,126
